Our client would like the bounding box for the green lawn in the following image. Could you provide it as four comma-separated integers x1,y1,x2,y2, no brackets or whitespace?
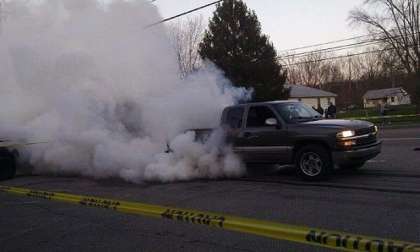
338,105,417,118
337,105,419,124
365,115,420,125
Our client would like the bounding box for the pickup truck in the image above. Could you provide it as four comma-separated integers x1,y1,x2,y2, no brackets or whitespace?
191,101,382,181
0,101,382,182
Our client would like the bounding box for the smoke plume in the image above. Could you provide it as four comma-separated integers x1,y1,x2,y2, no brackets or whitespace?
0,0,249,183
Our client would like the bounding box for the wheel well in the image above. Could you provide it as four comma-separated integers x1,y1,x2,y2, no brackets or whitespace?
0,147,12,155
0,148,17,162
293,141,332,162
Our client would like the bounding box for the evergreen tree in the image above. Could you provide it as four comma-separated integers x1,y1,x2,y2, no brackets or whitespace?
199,0,288,101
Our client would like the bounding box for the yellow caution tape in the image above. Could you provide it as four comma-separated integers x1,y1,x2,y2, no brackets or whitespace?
347,114,420,120
0,185,419,252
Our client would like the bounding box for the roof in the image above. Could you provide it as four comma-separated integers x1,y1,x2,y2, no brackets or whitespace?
363,87,408,100
229,100,297,108
285,84,337,98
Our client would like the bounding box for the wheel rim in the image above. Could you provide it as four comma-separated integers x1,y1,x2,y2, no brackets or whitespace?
300,152,323,177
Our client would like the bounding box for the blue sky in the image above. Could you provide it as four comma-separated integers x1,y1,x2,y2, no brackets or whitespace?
154,0,366,51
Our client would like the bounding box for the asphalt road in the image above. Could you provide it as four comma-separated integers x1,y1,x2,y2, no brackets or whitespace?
1,126,419,252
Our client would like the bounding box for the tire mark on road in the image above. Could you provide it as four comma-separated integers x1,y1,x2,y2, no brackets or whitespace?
234,177,420,195
382,138,420,141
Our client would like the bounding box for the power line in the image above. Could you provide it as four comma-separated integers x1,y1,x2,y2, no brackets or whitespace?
278,29,407,54
281,39,382,59
282,46,399,67
279,34,371,53
252,35,394,66
145,0,222,28
281,31,419,60
251,35,389,65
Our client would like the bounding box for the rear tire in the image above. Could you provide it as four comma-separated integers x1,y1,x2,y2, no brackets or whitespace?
295,145,332,181
0,150,16,181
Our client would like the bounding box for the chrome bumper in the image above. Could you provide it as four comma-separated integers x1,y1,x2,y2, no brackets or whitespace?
332,141,382,165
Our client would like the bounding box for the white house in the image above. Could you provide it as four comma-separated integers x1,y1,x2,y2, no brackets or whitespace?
286,84,337,110
363,87,411,108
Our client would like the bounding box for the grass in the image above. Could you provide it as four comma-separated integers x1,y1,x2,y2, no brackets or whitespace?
338,105,417,119
366,115,420,125
337,105,419,125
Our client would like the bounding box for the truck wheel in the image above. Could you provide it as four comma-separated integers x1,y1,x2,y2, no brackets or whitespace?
340,162,365,170
295,145,332,181
0,152,16,181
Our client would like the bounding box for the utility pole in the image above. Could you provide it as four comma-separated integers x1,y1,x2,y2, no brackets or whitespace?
348,56,353,107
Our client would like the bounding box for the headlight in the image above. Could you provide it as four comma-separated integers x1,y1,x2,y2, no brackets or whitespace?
337,130,355,138
374,125,378,133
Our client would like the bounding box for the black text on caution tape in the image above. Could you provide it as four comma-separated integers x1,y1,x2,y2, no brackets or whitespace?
306,230,420,252
26,190,55,200
79,197,121,210
161,208,226,228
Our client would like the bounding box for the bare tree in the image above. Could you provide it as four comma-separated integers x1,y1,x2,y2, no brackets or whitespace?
283,52,344,88
349,0,420,110
168,15,205,78
345,51,385,81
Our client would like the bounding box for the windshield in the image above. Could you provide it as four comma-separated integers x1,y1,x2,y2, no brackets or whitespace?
275,103,321,123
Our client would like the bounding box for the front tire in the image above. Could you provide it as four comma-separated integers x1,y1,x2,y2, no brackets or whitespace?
295,145,332,181
0,150,16,181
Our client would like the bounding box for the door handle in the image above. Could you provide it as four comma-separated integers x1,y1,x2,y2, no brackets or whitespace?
243,132,258,139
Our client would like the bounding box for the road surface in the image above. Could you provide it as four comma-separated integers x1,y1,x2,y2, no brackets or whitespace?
1,126,419,251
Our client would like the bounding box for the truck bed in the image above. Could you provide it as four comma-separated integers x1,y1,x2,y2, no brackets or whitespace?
186,128,214,143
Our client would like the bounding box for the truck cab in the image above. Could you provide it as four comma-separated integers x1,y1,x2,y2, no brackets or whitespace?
221,101,382,180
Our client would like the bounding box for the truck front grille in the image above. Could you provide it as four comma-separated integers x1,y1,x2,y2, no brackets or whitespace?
355,134,377,146
355,126,376,136
354,126,377,146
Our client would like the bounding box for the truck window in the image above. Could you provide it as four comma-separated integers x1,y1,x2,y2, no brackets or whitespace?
275,103,319,123
246,106,277,128
226,107,245,129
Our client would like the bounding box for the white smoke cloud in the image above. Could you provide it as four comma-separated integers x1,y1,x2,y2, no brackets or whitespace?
0,0,249,182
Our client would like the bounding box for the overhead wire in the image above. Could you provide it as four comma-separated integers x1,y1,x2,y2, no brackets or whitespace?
145,0,222,28
282,45,419,67
281,40,383,59
281,31,420,60
144,1,418,68
278,30,399,53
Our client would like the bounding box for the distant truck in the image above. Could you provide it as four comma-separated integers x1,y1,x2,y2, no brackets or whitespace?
190,101,382,181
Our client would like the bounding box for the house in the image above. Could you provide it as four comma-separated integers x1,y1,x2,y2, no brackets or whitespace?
363,87,411,108
286,84,337,110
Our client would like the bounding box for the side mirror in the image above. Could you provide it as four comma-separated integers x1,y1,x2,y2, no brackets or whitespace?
265,118,278,126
